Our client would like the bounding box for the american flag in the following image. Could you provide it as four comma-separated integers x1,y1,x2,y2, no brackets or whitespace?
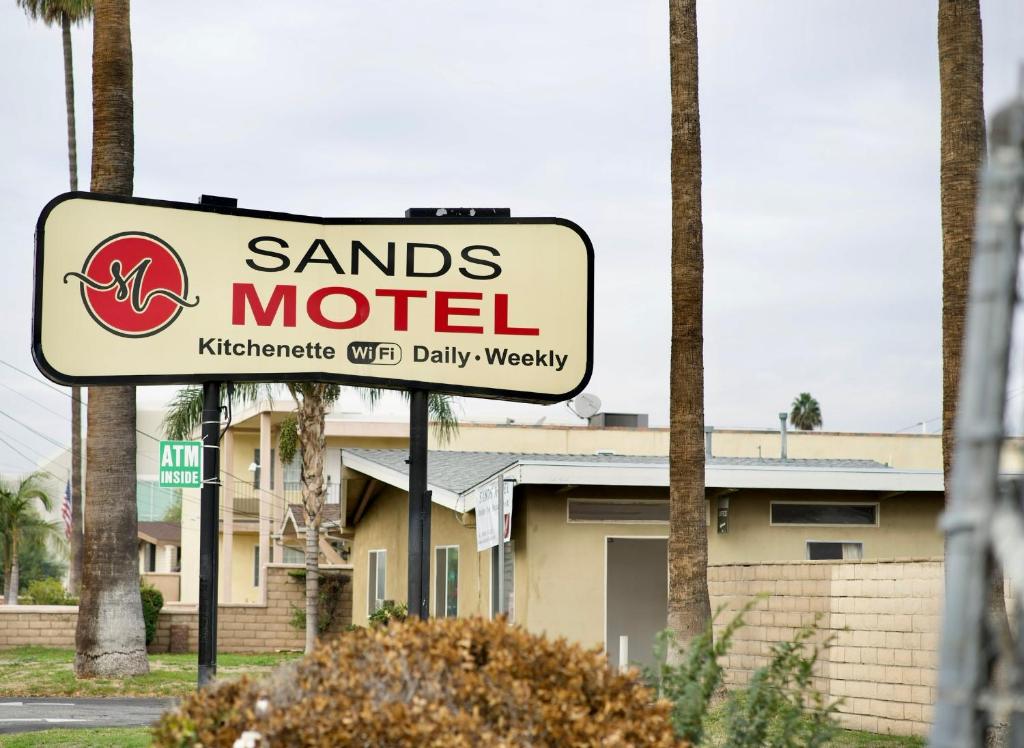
61,480,72,541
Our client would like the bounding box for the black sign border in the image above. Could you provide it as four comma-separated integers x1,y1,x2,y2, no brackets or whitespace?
33,191,594,405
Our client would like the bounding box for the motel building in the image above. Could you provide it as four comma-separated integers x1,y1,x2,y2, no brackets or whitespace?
176,402,951,666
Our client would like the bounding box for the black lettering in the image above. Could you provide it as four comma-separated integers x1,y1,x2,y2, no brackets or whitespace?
406,243,451,277
248,340,261,356
233,342,245,355
246,236,290,272
277,344,290,356
295,239,345,274
485,347,508,365
324,346,335,359
460,245,502,280
263,343,274,356
292,345,305,358
414,345,429,362
351,241,395,276
199,337,215,354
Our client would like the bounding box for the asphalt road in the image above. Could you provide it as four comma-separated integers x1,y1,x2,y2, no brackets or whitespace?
0,697,176,734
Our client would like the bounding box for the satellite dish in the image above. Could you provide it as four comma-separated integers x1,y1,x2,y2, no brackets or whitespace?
569,393,602,419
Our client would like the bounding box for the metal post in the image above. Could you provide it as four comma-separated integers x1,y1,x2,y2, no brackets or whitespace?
197,381,221,687
932,96,1024,747
407,389,430,619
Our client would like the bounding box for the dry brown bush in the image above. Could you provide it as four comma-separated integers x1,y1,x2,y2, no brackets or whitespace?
153,616,683,747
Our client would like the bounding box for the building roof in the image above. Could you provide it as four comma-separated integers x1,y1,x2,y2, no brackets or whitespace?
281,503,343,535
138,521,181,545
341,449,943,512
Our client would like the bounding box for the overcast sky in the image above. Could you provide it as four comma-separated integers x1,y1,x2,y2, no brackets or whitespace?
1,1,1022,472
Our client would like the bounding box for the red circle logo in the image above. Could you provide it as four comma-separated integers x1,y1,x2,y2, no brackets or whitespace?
63,232,199,337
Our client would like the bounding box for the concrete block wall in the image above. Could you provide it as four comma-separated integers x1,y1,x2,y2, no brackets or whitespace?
0,606,78,648
709,558,943,737
0,565,352,655
150,564,353,653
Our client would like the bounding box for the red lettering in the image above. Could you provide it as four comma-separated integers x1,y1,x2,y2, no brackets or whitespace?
307,286,370,330
435,291,483,333
375,289,428,331
494,294,539,335
232,283,296,327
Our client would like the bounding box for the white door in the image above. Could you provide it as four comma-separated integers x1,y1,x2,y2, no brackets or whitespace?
605,537,667,671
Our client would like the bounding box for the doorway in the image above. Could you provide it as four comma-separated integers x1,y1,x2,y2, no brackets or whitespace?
605,536,667,670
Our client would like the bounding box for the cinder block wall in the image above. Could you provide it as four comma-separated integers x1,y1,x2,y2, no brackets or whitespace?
710,558,943,737
150,564,353,653
0,565,352,655
0,607,77,648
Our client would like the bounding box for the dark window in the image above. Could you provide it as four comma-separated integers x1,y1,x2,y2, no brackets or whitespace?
567,500,669,523
807,541,863,561
252,448,276,488
771,503,876,525
145,542,157,572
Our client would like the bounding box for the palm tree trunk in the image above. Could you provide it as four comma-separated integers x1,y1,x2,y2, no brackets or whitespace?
7,536,18,606
61,13,78,192
667,0,710,653
61,11,84,596
69,388,83,595
74,0,148,678
939,0,985,485
296,387,327,653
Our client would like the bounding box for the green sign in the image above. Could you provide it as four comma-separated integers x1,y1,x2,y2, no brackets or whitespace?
159,440,202,488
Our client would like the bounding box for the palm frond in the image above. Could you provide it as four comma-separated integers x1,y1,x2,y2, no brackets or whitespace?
428,393,460,444
163,386,204,440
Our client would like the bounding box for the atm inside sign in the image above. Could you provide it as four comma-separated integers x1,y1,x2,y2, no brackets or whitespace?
159,440,202,488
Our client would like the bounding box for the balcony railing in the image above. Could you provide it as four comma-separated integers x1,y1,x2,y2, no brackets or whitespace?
229,481,340,519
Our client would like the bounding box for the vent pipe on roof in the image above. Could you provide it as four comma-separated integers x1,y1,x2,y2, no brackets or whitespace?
704,426,714,459
779,412,788,460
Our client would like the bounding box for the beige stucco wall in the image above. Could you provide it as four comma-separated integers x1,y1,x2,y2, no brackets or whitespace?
350,485,496,626
228,532,261,603
708,490,944,563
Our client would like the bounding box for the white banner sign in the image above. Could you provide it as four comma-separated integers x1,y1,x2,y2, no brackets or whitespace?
476,479,501,552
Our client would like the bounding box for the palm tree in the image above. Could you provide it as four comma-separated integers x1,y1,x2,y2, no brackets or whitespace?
0,474,60,605
74,0,149,678
789,393,822,431
15,0,92,597
165,383,457,653
667,0,711,651
938,0,985,486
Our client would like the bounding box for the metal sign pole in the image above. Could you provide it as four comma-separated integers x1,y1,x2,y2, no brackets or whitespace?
197,380,221,686
407,388,430,619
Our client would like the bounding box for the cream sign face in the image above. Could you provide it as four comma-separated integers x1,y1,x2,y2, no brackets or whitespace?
33,193,593,402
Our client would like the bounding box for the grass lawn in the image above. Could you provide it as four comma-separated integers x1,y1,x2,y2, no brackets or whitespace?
0,647,302,698
0,727,152,747
0,724,927,747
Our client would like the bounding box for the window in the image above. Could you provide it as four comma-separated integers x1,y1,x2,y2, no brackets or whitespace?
490,541,514,621
145,543,156,573
434,546,459,618
368,550,387,615
173,546,181,573
807,541,863,561
282,546,304,564
770,502,878,526
567,499,669,523
253,545,260,587
252,448,276,488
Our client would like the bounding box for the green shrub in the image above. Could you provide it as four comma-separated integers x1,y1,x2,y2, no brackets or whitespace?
287,573,349,635
368,599,407,628
646,603,840,747
26,578,76,605
140,584,164,645
153,616,681,747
